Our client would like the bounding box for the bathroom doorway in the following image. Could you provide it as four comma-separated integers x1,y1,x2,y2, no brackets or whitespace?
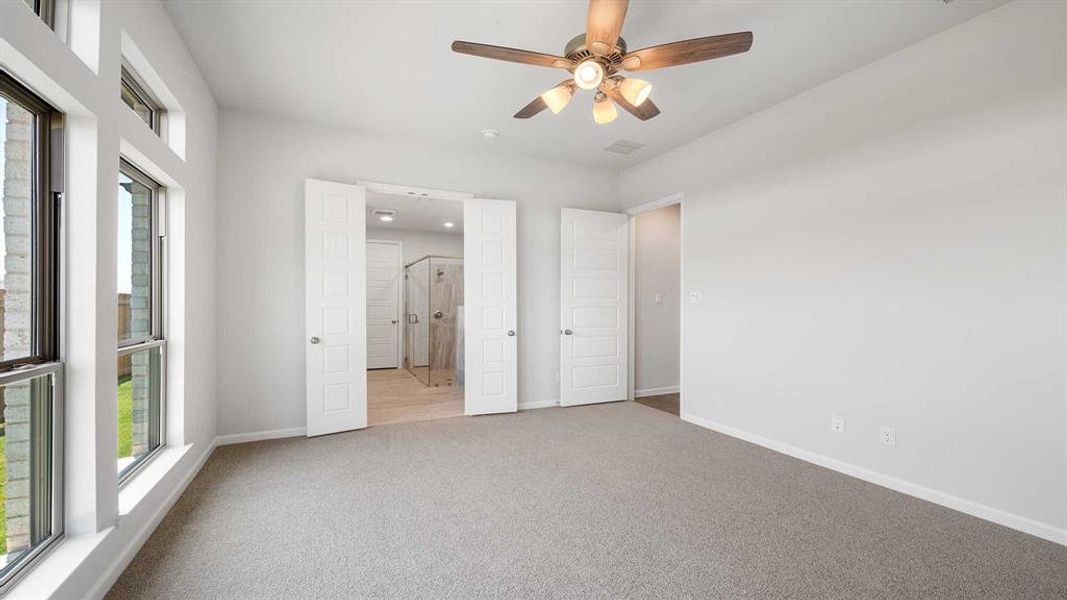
364,187,467,426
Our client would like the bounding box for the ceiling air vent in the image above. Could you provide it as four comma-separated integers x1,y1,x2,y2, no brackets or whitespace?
604,139,644,155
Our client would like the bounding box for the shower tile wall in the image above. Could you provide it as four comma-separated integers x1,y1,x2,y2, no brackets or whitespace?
430,258,463,387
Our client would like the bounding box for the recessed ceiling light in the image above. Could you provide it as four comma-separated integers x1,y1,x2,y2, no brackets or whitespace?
443,221,455,228
371,208,397,222
481,129,499,139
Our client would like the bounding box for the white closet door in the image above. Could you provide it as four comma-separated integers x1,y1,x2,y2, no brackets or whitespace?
464,199,518,415
305,179,367,436
366,240,401,369
560,208,629,407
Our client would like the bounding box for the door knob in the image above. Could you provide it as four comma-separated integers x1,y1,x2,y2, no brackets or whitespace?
310,336,321,344
391,320,398,324
507,330,516,337
433,311,444,319
563,329,573,335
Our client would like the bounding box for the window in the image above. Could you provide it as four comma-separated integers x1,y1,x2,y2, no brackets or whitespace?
19,0,55,28
117,161,164,481
120,66,163,134
0,71,62,592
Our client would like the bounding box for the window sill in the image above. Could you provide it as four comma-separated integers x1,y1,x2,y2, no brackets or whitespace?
119,443,192,517
8,442,199,598
4,529,110,599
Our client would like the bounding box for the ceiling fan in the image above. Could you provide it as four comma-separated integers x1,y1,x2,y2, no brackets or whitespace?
451,0,752,125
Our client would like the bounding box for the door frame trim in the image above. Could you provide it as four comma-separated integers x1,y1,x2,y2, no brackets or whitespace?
356,180,474,203
366,238,403,369
626,192,685,417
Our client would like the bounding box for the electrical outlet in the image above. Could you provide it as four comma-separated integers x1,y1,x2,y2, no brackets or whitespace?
688,291,702,304
880,426,896,446
830,414,845,435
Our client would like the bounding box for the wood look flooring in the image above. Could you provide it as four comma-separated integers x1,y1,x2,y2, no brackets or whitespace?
635,392,680,416
367,368,464,427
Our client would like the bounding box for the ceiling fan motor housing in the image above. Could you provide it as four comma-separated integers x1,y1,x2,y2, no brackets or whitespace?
564,34,628,71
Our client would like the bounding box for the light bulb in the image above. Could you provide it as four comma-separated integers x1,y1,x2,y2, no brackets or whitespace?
443,221,455,228
540,84,574,114
592,94,617,125
380,215,393,222
618,78,652,106
573,60,605,90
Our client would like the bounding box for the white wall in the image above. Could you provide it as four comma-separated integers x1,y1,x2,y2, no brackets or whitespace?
366,227,463,264
0,0,218,596
633,204,680,394
620,1,1066,543
215,111,618,436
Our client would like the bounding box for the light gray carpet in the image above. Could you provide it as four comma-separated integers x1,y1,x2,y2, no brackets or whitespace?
108,402,1067,599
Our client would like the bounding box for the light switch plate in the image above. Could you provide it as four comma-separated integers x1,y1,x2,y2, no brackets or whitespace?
688,291,702,304
654,292,663,304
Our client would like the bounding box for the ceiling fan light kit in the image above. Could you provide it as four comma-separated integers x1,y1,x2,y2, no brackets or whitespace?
541,83,575,114
618,77,652,106
451,0,752,125
592,92,618,124
574,59,606,90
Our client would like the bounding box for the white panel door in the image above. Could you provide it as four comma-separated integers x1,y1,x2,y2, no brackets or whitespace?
305,179,367,436
366,240,401,369
560,208,629,407
464,199,518,415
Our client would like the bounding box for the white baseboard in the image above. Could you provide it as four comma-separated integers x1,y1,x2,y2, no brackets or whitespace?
87,441,217,600
681,412,1067,547
635,386,680,398
519,399,559,411
215,426,306,446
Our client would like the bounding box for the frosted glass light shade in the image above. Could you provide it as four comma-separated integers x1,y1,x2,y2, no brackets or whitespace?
593,96,618,124
619,78,652,106
541,84,574,114
573,60,605,90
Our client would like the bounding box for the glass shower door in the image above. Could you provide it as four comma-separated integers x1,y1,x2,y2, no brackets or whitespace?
405,258,431,384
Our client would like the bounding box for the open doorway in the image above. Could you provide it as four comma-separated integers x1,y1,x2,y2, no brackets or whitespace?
305,179,516,437
365,190,465,427
631,202,681,416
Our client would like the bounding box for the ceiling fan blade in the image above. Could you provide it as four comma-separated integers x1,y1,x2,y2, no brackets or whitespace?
452,41,572,69
621,32,753,71
602,83,660,121
586,0,629,57
514,96,549,119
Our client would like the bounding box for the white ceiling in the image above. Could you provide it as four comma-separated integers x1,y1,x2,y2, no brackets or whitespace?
365,191,464,235
164,0,1003,170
